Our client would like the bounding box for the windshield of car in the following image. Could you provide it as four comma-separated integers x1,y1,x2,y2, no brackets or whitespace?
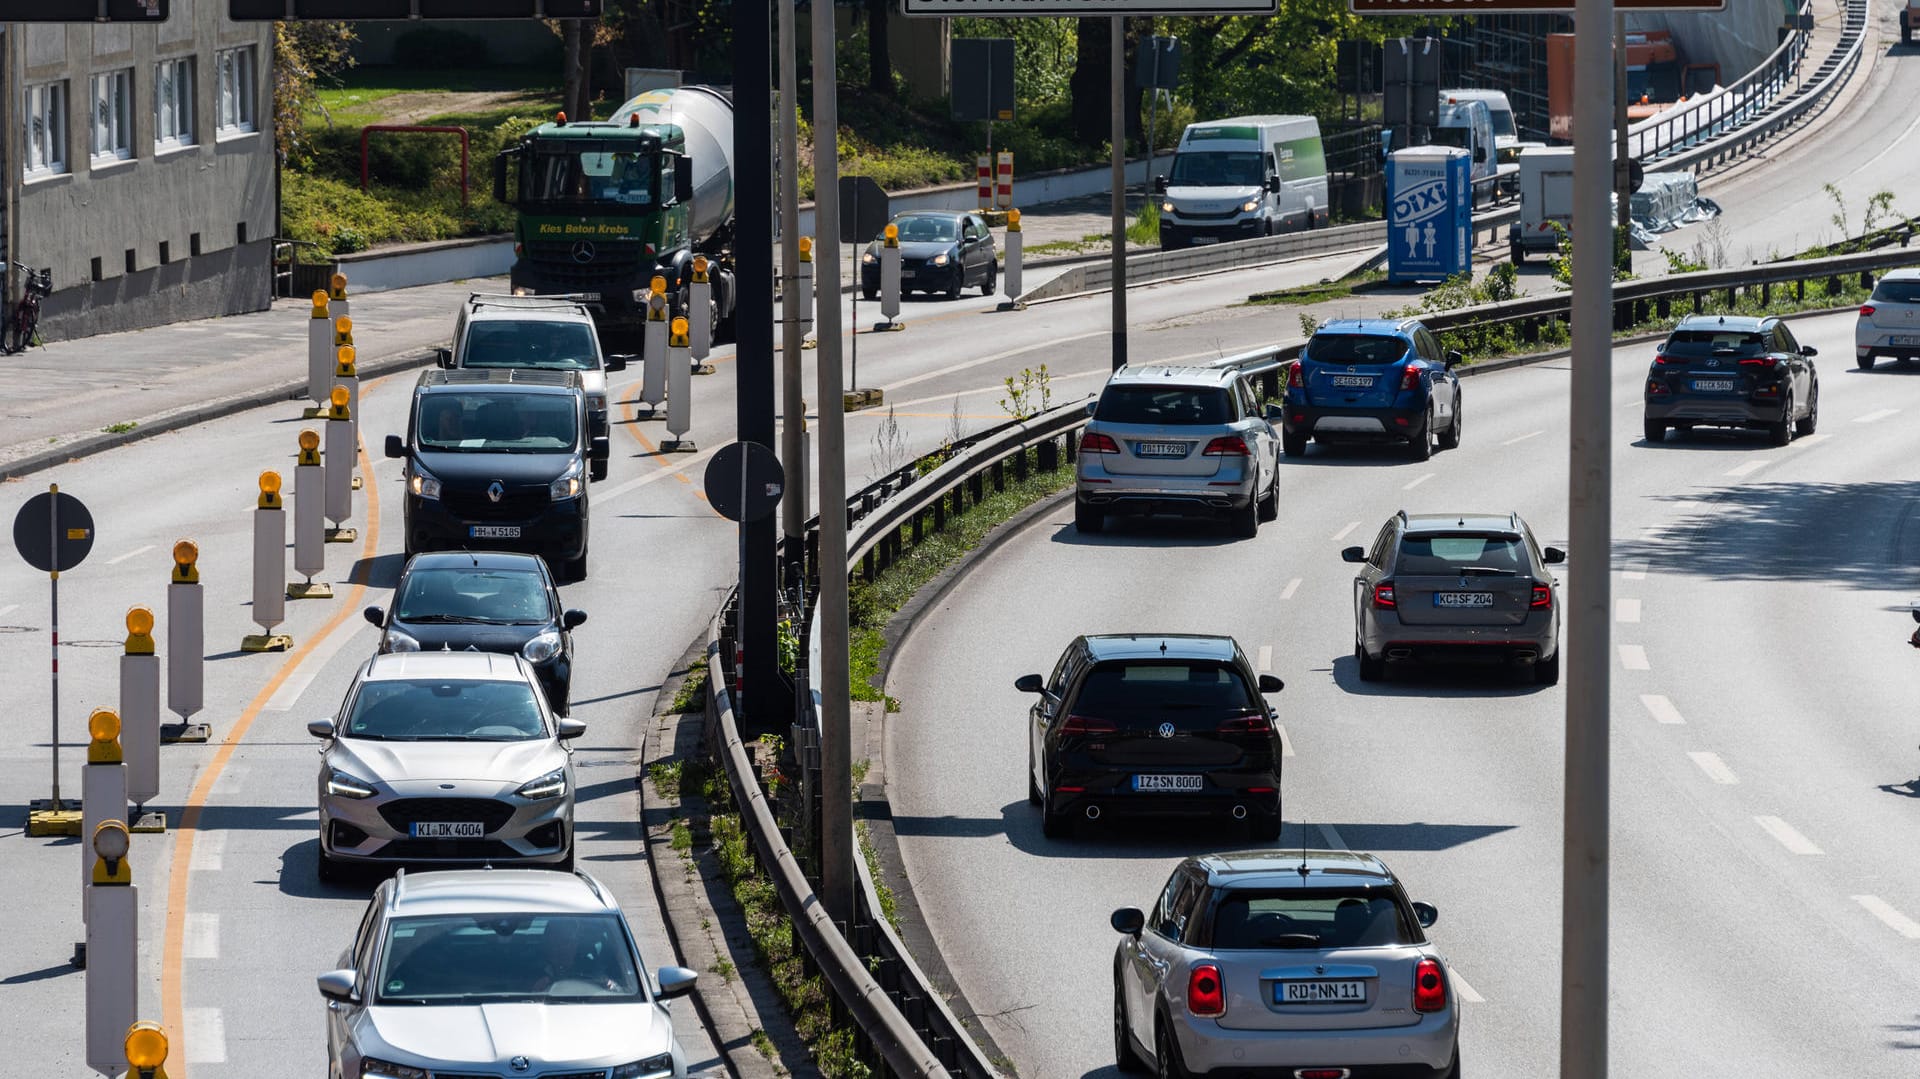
1482,106,1516,139
1395,533,1529,576
1073,661,1260,724
1095,385,1233,426
1210,888,1414,949
417,393,579,453
522,147,656,207
344,679,546,741
1168,151,1264,187
1871,279,1920,304
1427,126,1471,151
1304,333,1411,366
376,913,643,1004
395,568,552,625
895,215,958,243
1661,329,1768,358
463,320,600,372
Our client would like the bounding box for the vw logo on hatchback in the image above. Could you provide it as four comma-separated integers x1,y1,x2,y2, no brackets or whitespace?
1157,722,1176,739
488,480,505,503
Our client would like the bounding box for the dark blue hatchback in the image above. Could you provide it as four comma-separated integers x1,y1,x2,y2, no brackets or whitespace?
1283,317,1463,460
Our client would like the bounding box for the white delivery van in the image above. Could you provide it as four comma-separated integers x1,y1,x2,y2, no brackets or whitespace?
1508,146,1574,263
1154,116,1328,249
1441,87,1544,184
1430,97,1497,203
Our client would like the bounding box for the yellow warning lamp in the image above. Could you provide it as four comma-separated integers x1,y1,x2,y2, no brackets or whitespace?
299,429,321,452
309,291,328,317
88,708,123,763
798,236,813,258
258,470,283,510
670,317,690,346
125,1020,168,1074
693,255,709,277
650,275,668,296
337,345,357,373
171,540,199,584
884,223,899,247
1008,209,1022,229
331,385,351,409
125,606,156,655
329,272,347,298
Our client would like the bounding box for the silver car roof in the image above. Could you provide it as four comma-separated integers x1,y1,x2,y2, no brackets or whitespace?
1082,633,1239,662
362,651,531,682
1104,364,1244,389
387,869,616,918
1192,848,1396,888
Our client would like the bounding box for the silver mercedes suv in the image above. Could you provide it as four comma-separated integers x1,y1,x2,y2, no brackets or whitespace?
1112,849,1461,1079
320,868,698,1079
1076,365,1281,538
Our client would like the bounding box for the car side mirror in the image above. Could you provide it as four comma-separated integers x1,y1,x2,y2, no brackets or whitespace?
1264,403,1284,422
434,346,453,369
674,157,694,204
1014,673,1044,693
1445,350,1464,368
1474,147,1487,163
1341,545,1367,563
1544,546,1567,564
1152,175,1168,194
1412,901,1439,928
363,606,384,627
1801,345,1818,357
556,717,587,740
317,969,360,1004
1111,907,1145,937
656,965,698,1000
589,435,611,463
1084,400,1098,416
385,434,407,459
307,718,336,739
1264,175,1280,194
562,609,588,629
605,354,631,372
1257,674,1284,694
1910,607,1920,625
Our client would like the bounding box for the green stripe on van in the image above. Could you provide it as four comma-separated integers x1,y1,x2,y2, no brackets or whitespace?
1189,125,1259,141
1278,136,1326,180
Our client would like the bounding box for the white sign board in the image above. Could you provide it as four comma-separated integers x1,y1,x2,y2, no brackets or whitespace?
903,0,1277,14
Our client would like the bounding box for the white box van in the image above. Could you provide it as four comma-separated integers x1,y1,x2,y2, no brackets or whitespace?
1441,87,1545,172
1154,116,1328,249
1508,146,1574,263
1430,97,1497,201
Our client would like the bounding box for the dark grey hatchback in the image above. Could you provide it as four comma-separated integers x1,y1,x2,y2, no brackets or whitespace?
1016,635,1285,842
1644,314,1819,446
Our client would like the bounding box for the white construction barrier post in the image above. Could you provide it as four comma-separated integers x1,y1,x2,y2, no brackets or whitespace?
689,256,714,372
641,276,670,413
665,317,695,452
335,346,362,491
879,224,904,331
78,709,128,936
324,386,356,544
82,819,136,1077
305,292,331,417
798,236,816,350
162,543,207,744
996,150,1015,211
1002,208,1025,310
243,471,292,652
119,609,164,833
290,430,332,600
328,271,350,325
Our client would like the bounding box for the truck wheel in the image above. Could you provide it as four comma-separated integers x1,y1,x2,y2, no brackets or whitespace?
1510,242,1525,265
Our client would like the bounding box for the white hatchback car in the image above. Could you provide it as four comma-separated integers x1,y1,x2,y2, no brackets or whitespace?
1854,268,1920,370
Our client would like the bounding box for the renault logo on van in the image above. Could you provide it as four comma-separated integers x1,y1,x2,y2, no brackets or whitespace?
488,481,505,503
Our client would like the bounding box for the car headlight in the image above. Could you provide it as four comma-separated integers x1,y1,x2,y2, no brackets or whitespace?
931,252,951,266
408,465,442,500
550,459,584,501
522,629,563,664
611,1053,676,1079
384,629,421,654
861,250,877,264
588,392,607,415
326,768,377,800
362,1060,429,1079
1242,199,1261,213
516,767,568,800
1161,200,1175,213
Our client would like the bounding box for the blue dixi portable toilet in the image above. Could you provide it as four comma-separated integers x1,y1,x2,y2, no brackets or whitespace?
1386,147,1471,284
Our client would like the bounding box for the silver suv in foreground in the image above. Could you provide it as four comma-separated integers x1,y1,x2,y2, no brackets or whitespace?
1076,365,1280,538
1112,849,1460,1078
320,868,698,1079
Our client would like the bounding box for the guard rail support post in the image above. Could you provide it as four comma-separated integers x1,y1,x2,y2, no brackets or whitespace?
1795,280,1805,302
880,224,904,330
1038,434,1058,472
1657,296,1671,320
991,459,1004,493
306,292,331,415
82,818,136,1077
244,471,292,653
79,708,128,936
933,495,946,532
911,508,924,545
665,317,695,452
120,608,163,832
1013,445,1029,482
324,387,357,544
690,256,714,369
1001,209,1024,310
969,472,984,503
644,276,670,409
162,543,208,743
290,430,331,600
1760,283,1771,308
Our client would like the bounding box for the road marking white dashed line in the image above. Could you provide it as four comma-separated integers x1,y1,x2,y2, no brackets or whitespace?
1257,645,1273,671
1449,969,1485,1003
0,603,17,619
1618,645,1650,670
184,913,220,960
1854,408,1900,425
1277,724,1295,758
1792,433,1830,448
1640,695,1686,725
106,544,155,566
1755,816,1823,855
1622,559,1648,581
1853,895,1920,939
1688,751,1739,785
189,831,225,872
184,1008,227,1063
1331,521,1359,541
1675,500,1701,513
1403,472,1434,490
1279,578,1301,601
1724,459,1770,477
1501,430,1542,446
1316,824,1348,850
1615,598,1642,623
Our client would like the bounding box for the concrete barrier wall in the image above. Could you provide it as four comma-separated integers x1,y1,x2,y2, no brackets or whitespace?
792,158,1158,239
335,237,516,294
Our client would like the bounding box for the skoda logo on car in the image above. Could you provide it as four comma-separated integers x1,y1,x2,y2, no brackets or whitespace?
510,1058,531,1073
487,480,505,503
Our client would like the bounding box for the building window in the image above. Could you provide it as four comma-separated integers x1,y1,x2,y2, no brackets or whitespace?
24,81,68,178
215,47,256,136
155,57,194,151
90,69,133,164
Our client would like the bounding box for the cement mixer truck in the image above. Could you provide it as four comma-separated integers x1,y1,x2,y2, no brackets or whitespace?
495,85,738,350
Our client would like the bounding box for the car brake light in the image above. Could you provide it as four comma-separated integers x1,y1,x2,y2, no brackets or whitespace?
1414,958,1447,1012
1530,584,1551,609
1080,431,1120,454
1298,1072,1349,1079
1286,363,1303,388
1372,582,1396,609
1646,379,1669,395
1860,304,1876,316
1400,366,1420,391
1737,357,1776,367
1058,714,1117,736
1653,349,1674,365
1187,963,1226,1017
1218,713,1272,735
1202,435,1250,456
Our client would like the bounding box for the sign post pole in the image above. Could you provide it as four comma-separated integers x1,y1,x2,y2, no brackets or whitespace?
1110,14,1127,371
15,484,95,833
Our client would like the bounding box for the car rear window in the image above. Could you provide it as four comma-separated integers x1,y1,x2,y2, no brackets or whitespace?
464,320,599,371
1073,660,1258,722
1304,333,1410,366
1210,888,1414,949
1095,385,1233,426
1661,329,1767,358
1870,279,1920,304
1394,533,1529,576
396,568,552,625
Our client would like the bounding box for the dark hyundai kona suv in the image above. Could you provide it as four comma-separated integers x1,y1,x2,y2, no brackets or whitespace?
1643,313,1819,446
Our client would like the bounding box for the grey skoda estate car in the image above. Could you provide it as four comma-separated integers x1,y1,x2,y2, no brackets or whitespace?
1112,849,1461,1078
320,868,698,1079
1344,511,1565,685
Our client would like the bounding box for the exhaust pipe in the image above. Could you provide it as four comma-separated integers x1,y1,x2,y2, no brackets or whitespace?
1231,805,1248,820
1085,805,1102,821
1387,648,1413,660
1515,650,1538,664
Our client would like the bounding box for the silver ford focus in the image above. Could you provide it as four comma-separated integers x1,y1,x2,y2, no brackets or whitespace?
1112,850,1461,1079
311,651,583,882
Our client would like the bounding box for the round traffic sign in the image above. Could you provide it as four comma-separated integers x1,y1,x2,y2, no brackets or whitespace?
13,489,95,573
703,442,786,523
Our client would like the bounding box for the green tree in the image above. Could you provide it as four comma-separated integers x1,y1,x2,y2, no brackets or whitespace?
273,21,357,164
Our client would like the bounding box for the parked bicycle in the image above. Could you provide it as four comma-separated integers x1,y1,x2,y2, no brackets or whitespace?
4,263,52,354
